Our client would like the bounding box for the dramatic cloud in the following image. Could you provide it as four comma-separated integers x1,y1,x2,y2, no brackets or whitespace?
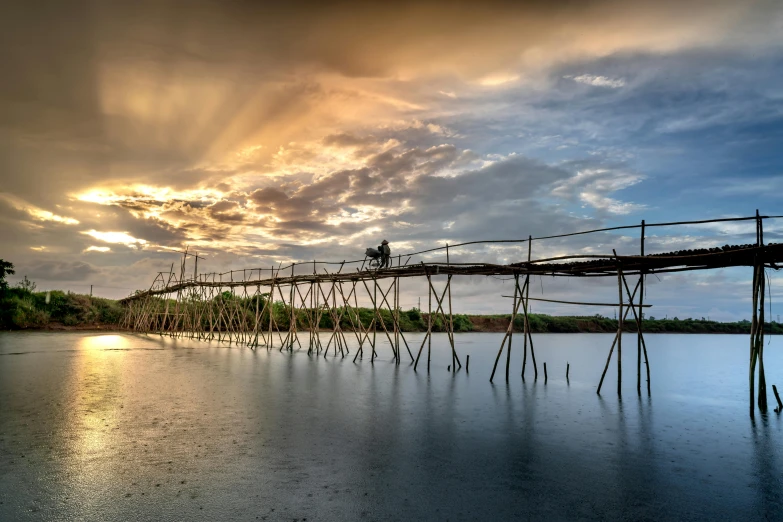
1,0,782,319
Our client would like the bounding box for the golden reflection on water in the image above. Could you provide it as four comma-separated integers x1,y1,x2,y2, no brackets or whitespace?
61,334,129,510
80,334,130,351
72,335,127,447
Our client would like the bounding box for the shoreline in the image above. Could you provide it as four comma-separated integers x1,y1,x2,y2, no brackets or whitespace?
3,326,763,335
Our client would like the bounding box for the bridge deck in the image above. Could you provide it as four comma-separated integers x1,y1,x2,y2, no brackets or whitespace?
120,242,782,303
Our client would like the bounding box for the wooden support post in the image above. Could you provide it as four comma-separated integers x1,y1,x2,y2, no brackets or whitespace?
428,274,432,372
544,362,547,383
598,278,641,394
414,269,435,372
360,277,397,359
253,283,261,349
289,264,295,351
311,261,316,353
773,385,783,413
750,261,759,417
566,363,570,381
446,244,459,371
615,250,624,396
757,210,767,413
372,276,377,362
749,210,767,416
491,275,524,383
638,220,644,396
395,279,403,362
268,267,274,350
506,274,516,382
619,274,651,397
521,236,537,379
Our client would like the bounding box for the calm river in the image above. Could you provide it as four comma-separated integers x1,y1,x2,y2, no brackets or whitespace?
1,331,781,521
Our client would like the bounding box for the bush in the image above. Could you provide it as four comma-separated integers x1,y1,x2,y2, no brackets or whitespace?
406,307,422,322
8,294,49,328
453,314,473,332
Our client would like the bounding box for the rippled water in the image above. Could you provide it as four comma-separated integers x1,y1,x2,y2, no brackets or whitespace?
1,331,781,521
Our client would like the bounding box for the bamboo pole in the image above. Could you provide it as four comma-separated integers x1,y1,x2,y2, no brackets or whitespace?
615,250,624,396
618,273,651,397
750,211,762,416
428,273,432,372
421,274,455,366
757,210,767,413
638,220,645,395
289,264,296,351
360,277,397,358
522,236,535,379
506,274,517,382
491,275,525,382
446,245,459,371
414,270,434,372
373,277,412,362
268,267,274,350
596,277,640,394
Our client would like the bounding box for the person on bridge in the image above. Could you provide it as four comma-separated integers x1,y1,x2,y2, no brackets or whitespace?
379,240,391,269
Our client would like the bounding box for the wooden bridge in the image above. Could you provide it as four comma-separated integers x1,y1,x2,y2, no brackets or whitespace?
120,211,783,416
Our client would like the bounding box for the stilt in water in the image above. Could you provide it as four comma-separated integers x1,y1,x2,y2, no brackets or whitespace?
491,274,524,382
773,385,783,413
615,250,623,396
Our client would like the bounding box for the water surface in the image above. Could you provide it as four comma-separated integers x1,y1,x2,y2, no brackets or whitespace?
1,331,781,521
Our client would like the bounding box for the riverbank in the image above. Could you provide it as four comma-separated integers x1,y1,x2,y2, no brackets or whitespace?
3,287,781,334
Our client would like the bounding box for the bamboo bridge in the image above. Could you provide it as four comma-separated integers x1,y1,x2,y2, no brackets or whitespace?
120,212,783,416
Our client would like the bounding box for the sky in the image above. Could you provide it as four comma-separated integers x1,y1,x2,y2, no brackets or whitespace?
1,0,783,320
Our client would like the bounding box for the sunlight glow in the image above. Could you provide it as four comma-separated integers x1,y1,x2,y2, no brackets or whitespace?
28,208,80,225
478,73,520,86
81,334,129,350
85,246,112,253
76,186,224,206
0,193,80,224
82,230,147,246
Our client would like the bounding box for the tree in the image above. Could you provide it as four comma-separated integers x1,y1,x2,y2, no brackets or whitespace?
17,275,36,293
0,259,14,293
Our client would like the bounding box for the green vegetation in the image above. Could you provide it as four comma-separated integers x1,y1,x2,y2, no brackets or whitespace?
513,313,782,335
0,259,123,330
1,258,780,334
